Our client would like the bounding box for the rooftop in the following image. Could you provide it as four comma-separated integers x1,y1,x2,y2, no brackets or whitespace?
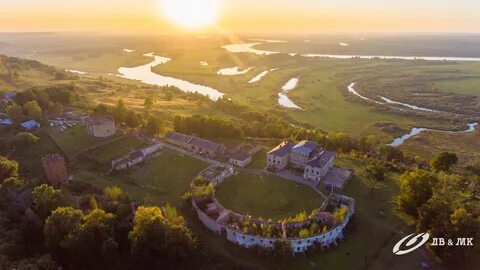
21,120,40,129
230,151,251,161
166,131,193,143
189,136,222,151
305,151,335,168
41,154,64,163
87,115,114,125
267,141,295,157
292,140,317,154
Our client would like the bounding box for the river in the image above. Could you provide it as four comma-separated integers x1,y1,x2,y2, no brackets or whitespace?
223,42,480,62
278,78,301,109
118,53,224,101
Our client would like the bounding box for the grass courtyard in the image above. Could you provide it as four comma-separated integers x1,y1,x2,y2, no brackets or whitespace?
215,172,325,220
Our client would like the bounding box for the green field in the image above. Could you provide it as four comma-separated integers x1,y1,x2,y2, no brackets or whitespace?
216,172,324,220
433,78,480,97
46,124,119,158
76,149,208,206
88,136,147,164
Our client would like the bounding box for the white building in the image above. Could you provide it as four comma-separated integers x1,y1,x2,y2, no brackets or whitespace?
303,151,335,183
267,141,295,170
290,140,318,169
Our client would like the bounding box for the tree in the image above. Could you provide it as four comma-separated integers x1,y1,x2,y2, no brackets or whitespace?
44,207,83,257
145,116,163,137
23,100,43,121
430,152,458,172
112,99,128,123
144,97,154,111
397,169,437,217
5,104,23,121
125,111,142,128
0,156,19,183
32,184,67,219
13,132,39,147
47,102,63,117
129,206,196,261
365,160,386,189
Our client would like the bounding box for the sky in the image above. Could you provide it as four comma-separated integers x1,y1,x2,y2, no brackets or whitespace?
1,0,479,33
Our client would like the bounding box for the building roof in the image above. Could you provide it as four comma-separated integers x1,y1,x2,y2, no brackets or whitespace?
21,120,40,129
41,154,64,164
0,118,13,125
4,92,16,100
292,140,317,154
166,131,193,143
305,151,335,169
189,136,222,151
230,151,251,162
267,141,295,157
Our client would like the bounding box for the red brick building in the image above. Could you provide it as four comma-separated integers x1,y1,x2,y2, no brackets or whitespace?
41,154,68,186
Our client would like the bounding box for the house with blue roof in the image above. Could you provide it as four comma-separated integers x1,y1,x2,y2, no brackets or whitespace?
290,140,318,168
21,120,40,131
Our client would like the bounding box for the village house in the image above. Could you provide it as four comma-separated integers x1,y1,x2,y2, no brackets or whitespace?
267,141,295,170
303,150,335,183
165,132,226,158
85,115,116,138
229,152,252,168
290,140,318,169
41,154,68,186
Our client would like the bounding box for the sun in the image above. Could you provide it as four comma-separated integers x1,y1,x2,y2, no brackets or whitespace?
162,0,220,29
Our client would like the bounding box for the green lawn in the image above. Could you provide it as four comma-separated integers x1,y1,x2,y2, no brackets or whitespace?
216,172,324,220
47,124,119,157
76,149,208,206
88,136,147,164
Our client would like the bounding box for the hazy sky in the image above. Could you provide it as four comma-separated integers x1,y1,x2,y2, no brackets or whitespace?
1,0,479,33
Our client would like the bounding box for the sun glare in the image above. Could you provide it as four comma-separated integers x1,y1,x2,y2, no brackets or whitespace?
162,0,220,29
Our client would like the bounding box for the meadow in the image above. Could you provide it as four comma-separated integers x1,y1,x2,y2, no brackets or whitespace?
215,172,325,220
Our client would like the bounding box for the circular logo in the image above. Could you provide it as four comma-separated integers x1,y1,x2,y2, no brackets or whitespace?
392,232,430,255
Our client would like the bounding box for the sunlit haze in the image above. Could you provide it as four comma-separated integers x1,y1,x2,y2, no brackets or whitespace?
1,0,479,33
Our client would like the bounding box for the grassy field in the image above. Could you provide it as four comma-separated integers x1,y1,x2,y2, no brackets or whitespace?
76,149,208,206
433,78,480,97
46,124,119,158
88,136,146,164
216,172,324,220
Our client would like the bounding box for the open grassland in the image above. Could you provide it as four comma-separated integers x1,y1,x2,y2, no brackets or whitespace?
432,77,480,97
400,129,480,165
88,136,146,164
216,172,324,220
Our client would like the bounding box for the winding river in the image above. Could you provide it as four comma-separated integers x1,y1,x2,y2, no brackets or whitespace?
248,68,278,83
278,78,301,109
217,66,254,75
118,53,224,101
389,123,478,147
